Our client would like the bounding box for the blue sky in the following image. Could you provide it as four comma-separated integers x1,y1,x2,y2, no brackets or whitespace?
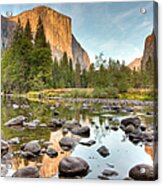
1,1,154,64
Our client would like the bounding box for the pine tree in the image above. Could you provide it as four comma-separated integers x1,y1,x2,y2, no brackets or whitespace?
35,16,47,48
75,60,81,88
24,19,33,41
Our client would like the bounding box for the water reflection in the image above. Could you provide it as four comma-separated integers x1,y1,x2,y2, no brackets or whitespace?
1,97,155,179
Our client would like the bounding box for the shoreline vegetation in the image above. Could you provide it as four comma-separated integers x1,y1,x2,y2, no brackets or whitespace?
1,87,155,102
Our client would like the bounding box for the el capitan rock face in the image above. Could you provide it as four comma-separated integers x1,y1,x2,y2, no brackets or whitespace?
1,6,90,70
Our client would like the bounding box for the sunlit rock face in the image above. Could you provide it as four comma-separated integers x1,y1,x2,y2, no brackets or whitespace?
128,57,142,71
141,31,157,70
2,6,90,70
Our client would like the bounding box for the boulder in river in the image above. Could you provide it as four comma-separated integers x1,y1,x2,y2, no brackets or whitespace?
129,164,155,180
4,115,26,127
64,120,81,131
79,139,96,147
20,151,37,159
46,148,58,158
59,137,79,151
1,140,9,157
124,124,136,134
71,126,90,137
97,146,110,157
12,166,39,178
49,118,63,128
23,141,41,154
59,157,89,177
121,117,141,128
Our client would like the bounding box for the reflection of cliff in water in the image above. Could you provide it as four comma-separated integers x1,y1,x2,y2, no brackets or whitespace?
145,144,155,161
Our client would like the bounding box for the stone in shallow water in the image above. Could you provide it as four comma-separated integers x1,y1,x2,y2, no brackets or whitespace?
129,164,155,180
46,148,58,158
79,139,96,147
1,140,9,157
98,175,110,180
97,146,110,157
23,141,41,154
59,137,79,151
121,117,141,127
102,169,118,177
20,151,37,159
59,157,89,177
12,166,39,178
4,115,26,127
124,124,135,134
71,126,90,137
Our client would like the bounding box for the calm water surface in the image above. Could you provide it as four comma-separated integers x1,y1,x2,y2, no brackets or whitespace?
1,96,155,179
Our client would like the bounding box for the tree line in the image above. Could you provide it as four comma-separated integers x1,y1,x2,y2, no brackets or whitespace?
1,17,154,94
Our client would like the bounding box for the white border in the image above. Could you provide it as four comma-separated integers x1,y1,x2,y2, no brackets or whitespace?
0,0,162,186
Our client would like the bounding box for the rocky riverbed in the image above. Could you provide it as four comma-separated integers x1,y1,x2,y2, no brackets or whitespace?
1,96,158,180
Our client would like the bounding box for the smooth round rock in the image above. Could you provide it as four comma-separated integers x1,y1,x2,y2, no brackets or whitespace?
23,141,41,154
12,166,39,178
59,157,89,177
129,164,154,180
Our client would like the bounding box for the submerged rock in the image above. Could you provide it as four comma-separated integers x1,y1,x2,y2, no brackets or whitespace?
4,115,26,127
1,140,9,157
97,146,110,157
102,169,118,177
121,117,141,127
98,175,110,180
71,126,90,137
129,164,155,180
59,157,89,177
79,139,96,147
46,148,58,158
59,137,79,151
12,166,39,178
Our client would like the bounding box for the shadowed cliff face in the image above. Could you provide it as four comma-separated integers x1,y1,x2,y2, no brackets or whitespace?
1,6,90,70
141,31,156,70
1,16,16,49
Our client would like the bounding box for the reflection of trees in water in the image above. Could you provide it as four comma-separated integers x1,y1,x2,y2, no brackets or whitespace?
92,117,110,144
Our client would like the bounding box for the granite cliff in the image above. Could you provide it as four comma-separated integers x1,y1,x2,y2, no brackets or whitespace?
141,31,157,70
1,6,90,70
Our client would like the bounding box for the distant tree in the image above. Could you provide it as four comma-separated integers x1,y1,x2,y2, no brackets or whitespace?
75,60,81,88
